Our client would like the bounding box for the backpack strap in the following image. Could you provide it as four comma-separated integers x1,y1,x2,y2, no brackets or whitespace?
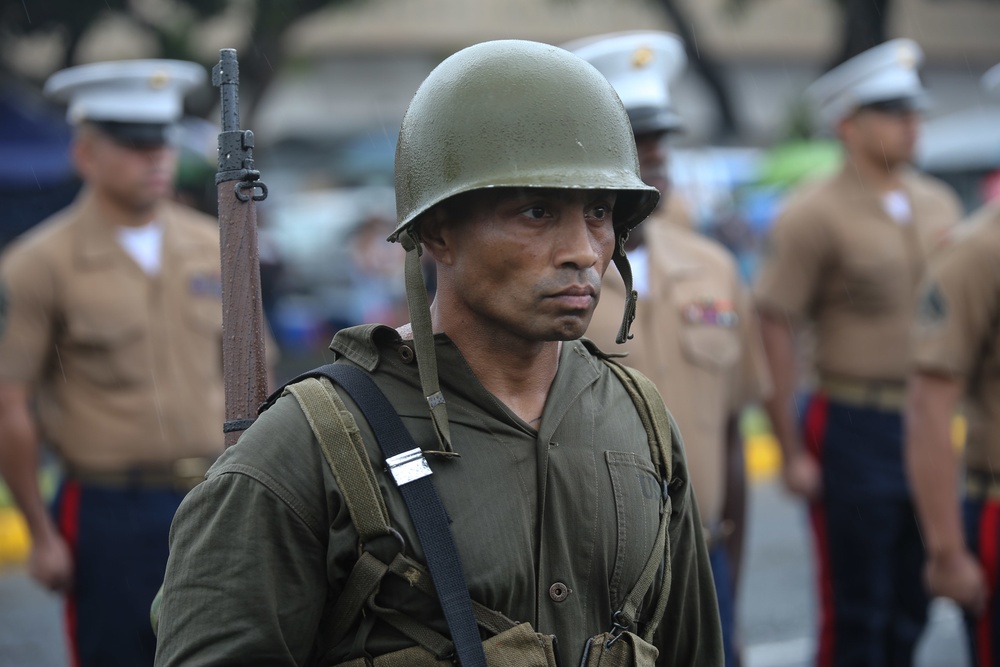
280,363,488,667
286,377,391,543
601,358,677,643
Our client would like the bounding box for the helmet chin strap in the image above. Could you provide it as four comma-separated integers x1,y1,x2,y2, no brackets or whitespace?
612,231,638,344
399,229,456,457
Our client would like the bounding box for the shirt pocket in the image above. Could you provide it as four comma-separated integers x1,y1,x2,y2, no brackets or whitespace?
605,451,663,611
679,324,741,372
65,297,147,388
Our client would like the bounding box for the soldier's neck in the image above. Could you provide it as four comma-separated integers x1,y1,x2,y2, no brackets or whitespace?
433,310,561,426
89,188,162,228
845,152,906,195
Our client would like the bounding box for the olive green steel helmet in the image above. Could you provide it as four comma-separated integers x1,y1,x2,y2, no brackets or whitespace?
390,40,657,459
391,39,659,240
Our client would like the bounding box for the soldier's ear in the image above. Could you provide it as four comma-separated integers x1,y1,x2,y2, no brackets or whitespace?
71,130,95,179
418,207,455,266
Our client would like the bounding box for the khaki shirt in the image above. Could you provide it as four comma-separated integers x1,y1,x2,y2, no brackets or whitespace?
754,166,961,383
0,190,225,469
588,212,771,526
154,325,722,667
911,203,1000,475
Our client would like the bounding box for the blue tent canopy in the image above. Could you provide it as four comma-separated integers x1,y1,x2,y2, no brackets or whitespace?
0,83,74,187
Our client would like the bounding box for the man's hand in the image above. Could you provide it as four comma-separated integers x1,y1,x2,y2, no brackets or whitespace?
29,528,73,594
925,549,986,616
782,450,822,501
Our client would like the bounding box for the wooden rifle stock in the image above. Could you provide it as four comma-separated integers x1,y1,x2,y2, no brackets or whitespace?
213,49,269,447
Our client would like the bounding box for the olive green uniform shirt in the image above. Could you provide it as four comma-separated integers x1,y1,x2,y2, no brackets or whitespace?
155,325,722,666
0,190,225,468
911,203,1000,479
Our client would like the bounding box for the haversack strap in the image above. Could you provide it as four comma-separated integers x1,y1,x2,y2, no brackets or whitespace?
315,363,488,667
601,358,676,643
286,378,391,543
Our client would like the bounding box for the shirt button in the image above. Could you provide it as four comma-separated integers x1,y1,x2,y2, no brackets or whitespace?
548,582,571,602
398,345,415,364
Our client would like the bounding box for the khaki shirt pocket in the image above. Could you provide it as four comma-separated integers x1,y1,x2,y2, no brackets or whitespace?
605,451,663,611
679,324,741,372
65,300,147,387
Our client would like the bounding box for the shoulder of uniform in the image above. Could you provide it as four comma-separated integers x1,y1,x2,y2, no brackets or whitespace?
165,202,220,239
944,203,1000,254
681,229,739,272
1,204,80,269
774,176,836,224
905,170,962,207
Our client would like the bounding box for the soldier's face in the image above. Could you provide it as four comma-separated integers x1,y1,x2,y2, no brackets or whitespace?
843,105,920,168
635,132,671,203
424,188,618,343
73,130,178,214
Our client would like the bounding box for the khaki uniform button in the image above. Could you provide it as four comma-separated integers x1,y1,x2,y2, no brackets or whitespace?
548,582,571,602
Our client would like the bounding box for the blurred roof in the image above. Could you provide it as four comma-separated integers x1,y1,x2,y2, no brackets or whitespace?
285,0,1000,62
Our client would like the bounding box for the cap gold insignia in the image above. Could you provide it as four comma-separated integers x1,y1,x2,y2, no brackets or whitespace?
149,70,170,89
897,45,916,69
632,46,654,69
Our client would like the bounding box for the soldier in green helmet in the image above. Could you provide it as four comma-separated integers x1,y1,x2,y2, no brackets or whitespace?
154,40,721,667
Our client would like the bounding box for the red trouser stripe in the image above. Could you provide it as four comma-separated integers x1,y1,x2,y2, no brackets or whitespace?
57,480,82,667
804,394,834,667
978,500,1000,667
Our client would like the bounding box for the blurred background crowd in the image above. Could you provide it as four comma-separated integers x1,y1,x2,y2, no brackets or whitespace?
2,0,997,359
0,1,998,666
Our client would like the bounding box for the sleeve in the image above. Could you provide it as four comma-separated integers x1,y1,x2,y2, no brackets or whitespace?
154,395,334,667
0,244,57,383
729,284,773,413
911,234,1000,379
652,416,725,666
753,197,830,320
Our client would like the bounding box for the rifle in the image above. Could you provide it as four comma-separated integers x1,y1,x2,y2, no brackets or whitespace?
212,49,269,447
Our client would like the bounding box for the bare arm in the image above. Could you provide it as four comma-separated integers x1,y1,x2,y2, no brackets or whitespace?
758,312,821,499
0,382,72,592
905,372,985,614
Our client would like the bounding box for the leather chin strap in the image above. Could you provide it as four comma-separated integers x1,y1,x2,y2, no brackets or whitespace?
612,230,638,344
399,229,456,456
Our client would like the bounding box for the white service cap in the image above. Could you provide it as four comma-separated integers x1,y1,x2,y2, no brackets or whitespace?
564,31,686,135
807,39,926,129
44,59,206,127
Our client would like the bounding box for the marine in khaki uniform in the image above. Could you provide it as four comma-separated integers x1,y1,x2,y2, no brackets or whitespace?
754,40,963,667
154,40,723,667
907,200,1000,667
907,67,1000,665
568,32,771,667
0,60,222,667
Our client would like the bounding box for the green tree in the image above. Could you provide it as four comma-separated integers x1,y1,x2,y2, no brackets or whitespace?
1,0,352,112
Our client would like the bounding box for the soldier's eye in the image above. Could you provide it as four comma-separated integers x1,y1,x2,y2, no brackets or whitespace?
526,206,547,219
589,205,611,220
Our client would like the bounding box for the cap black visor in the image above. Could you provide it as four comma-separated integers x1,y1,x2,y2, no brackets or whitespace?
627,106,684,136
91,121,174,148
858,97,920,116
